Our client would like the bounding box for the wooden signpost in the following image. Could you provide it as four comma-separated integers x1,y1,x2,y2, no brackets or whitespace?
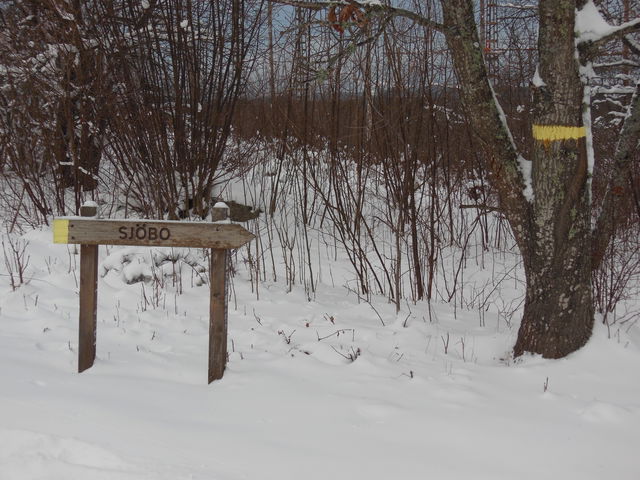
53,203,255,383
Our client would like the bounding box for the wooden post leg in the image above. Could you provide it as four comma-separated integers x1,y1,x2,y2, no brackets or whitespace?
78,243,99,372
209,248,229,382
78,204,99,373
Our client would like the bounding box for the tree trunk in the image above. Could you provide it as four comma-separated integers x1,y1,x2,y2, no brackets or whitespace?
515,173,594,357
516,250,594,358
441,0,596,358
514,0,595,356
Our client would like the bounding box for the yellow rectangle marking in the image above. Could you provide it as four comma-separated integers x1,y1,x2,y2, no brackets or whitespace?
53,219,70,244
532,124,586,141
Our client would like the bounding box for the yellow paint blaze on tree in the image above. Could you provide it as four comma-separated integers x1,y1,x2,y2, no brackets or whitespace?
532,125,586,141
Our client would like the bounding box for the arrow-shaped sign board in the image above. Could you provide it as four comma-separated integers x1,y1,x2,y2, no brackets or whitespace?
53,217,255,249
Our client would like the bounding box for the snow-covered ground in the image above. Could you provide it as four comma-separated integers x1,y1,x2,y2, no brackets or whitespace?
1,221,639,480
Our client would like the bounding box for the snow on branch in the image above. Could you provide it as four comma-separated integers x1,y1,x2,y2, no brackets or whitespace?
592,85,638,96
593,59,640,70
499,2,537,10
576,0,640,46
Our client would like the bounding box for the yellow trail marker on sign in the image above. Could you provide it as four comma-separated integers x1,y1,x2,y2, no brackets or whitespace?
53,219,70,244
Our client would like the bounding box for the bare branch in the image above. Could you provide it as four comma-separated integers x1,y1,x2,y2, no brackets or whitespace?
593,59,640,70
459,204,501,213
592,82,640,270
441,0,530,253
268,0,444,31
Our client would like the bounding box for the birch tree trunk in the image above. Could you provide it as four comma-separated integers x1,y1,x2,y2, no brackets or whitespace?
514,0,595,357
442,0,595,358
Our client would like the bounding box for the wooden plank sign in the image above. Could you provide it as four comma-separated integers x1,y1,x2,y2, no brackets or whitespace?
53,218,254,249
54,205,253,383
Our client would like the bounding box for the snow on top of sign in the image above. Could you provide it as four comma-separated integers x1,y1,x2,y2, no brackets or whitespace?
576,0,640,44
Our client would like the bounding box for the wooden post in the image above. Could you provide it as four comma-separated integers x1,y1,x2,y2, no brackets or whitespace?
78,204,99,373
209,203,230,382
